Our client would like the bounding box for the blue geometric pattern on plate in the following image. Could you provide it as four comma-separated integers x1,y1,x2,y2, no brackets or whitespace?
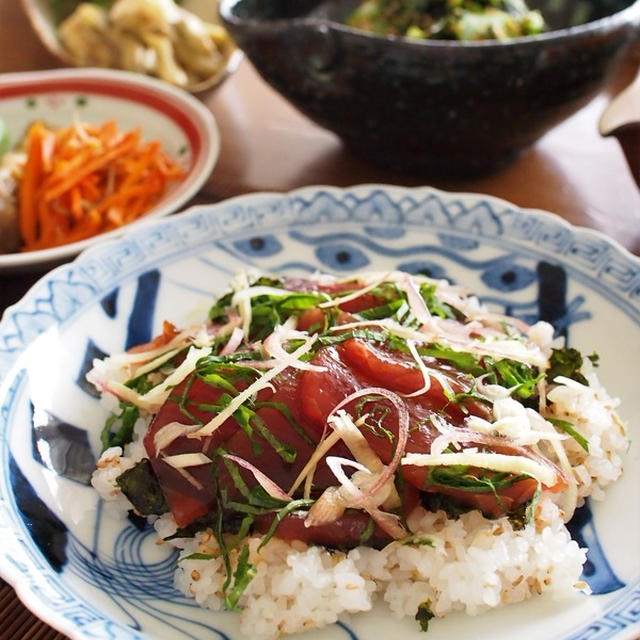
567,503,625,595
1,186,638,640
30,405,95,485
10,452,68,573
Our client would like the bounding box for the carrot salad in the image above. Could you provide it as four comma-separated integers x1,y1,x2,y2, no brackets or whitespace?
17,120,185,251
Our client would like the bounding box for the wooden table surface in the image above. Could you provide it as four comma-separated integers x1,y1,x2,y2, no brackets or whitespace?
0,0,638,638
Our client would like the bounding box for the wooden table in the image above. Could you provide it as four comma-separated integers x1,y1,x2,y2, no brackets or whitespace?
0,1,638,638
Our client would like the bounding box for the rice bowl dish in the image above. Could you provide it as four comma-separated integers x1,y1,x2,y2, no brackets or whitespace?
89,269,627,639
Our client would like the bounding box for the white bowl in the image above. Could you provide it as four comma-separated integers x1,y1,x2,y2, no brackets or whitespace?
0,67,219,272
21,0,243,94
0,185,638,640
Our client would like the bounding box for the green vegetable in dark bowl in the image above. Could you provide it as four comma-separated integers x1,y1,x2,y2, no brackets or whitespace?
347,0,546,40
221,0,640,176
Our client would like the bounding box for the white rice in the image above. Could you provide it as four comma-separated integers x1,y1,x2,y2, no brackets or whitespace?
168,496,584,639
545,371,627,502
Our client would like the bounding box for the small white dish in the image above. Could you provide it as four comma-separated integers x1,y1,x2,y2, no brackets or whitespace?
0,67,219,272
21,0,243,94
0,185,638,640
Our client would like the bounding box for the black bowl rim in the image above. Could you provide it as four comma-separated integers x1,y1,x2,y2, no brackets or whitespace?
219,0,640,48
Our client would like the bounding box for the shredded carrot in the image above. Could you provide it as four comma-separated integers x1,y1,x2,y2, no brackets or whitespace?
17,119,186,252
18,122,45,246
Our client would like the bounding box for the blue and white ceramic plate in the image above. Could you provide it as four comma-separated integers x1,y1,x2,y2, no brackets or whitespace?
1,185,638,640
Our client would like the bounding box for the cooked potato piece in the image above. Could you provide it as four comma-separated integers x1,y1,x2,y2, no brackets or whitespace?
174,47,224,81
140,31,189,86
111,29,156,73
109,0,179,34
174,12,216,55
205,23,232,48
173,28,225,81
58,3,117,67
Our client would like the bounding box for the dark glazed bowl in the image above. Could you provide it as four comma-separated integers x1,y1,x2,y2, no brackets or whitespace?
220,0,640,176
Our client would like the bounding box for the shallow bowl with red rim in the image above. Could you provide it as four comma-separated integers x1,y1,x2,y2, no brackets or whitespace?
0,67,219,272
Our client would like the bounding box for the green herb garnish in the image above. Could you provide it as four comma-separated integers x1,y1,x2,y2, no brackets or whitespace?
254,401,315,447
223,544,257,610
547,347,588,385
180,552,216,562
426,465,528,494
508,482,541,530
359,517,375,544
355,396,395,441
403,537,434,547
419,283,460,320
100,401,139,452
209,278,329,341
257,499,314,550
417,343,482,374
415,600,435,632
485,358,543,399
546,417,589,452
